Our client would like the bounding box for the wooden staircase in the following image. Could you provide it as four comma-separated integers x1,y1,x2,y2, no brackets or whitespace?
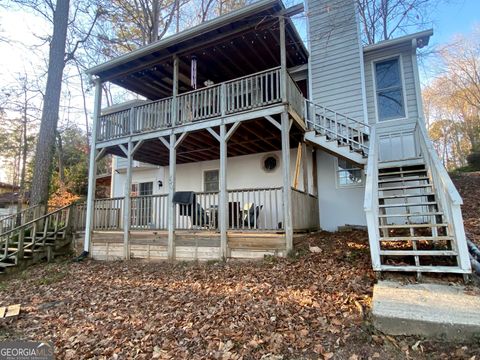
0,205,73,275
376,160,463,274
304,100,369,165
364,121,471,276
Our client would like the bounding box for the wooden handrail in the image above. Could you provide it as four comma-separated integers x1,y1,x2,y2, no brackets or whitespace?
0,204,72,238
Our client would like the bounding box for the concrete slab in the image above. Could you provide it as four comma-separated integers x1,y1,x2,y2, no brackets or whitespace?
372,280,480,340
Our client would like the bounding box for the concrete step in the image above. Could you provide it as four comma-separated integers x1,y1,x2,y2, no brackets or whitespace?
372,280,480,340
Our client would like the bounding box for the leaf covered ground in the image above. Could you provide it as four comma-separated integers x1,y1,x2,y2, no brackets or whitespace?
452,171,480,247
1,230,479,359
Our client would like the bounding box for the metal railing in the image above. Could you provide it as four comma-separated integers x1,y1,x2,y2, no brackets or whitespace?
305,100,370,154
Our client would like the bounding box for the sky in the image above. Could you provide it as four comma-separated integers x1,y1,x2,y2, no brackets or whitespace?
0,0,479,184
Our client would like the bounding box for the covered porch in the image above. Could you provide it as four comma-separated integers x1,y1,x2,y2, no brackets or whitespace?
83,0,316,260
89,185,318,260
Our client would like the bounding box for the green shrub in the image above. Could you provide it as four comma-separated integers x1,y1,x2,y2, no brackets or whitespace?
467,151,480,170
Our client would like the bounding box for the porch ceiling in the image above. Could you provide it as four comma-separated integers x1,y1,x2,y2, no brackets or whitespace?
86,0,308,100
106,116,304,166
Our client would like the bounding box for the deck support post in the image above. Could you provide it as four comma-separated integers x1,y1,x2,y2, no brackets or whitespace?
279,15,287,103
123,140,133,260
281,111,293,253
302,143,309,193
167,133,177,260
219,124,227,259
84,78,102,254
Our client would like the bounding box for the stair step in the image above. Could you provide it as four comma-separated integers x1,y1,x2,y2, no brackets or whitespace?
0,262,17,268
378,212,443,218
378,168,427,177
379,223,448,229
379,202,437,208
379,265,467,273
380,236,454,241
379,250,457,256
378,158,425,169
378,184,433,191
378,176,430,184
379,193,435,199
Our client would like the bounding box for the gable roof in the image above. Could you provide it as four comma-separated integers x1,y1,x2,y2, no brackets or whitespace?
363,29,433,53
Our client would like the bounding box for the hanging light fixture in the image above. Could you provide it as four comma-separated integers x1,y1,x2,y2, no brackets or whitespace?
191,55,197,89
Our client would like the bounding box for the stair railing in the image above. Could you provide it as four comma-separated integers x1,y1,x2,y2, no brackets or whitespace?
363,125,382,271
0,204,73,263
415,119,471,273
0,204,44,235
304,99,370,154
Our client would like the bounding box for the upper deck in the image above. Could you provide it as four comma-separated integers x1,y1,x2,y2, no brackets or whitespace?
96,67,305,144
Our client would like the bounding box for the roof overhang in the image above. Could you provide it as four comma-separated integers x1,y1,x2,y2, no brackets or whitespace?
363,29,433,53
86,0,308,100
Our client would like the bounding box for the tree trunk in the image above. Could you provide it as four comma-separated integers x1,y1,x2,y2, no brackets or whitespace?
56,132,65,185
30,0,70,207
151,0,159,43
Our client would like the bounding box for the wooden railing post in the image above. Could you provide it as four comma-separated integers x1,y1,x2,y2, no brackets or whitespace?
220,83,226,117
279,16,287,103
17,229,24,260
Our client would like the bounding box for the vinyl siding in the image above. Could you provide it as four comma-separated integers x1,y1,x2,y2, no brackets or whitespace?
307,0,366,121
363,43,419,126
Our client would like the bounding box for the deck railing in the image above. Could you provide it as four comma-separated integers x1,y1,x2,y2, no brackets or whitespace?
227,187,283,230
175,191,219,230
93,197,124,230
177,85,222,123
291,188,319,231
84,187,285,232
225,67,281,114
286,73,304,117
131,194,168,229
97,67,303,142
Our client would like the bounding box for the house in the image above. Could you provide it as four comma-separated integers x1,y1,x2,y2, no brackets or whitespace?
83,0,471,275
0,190,23,218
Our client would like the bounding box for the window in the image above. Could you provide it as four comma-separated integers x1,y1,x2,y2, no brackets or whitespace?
336,159,363,186
262,155,278,172
131,182,153,196
375,58,405,121
204,170,219,192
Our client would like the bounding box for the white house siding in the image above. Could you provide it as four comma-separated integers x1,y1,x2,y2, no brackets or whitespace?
112,148,314,196
316,150,366,231
363,43,419,127
307,0,367,121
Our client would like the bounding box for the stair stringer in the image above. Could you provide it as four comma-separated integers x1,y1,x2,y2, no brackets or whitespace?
305,131,367,166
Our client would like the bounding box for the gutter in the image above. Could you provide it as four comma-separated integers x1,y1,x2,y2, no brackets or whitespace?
363,29,434,53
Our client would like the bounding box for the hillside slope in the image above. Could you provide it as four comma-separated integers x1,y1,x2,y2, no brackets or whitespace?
451,172,480,246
